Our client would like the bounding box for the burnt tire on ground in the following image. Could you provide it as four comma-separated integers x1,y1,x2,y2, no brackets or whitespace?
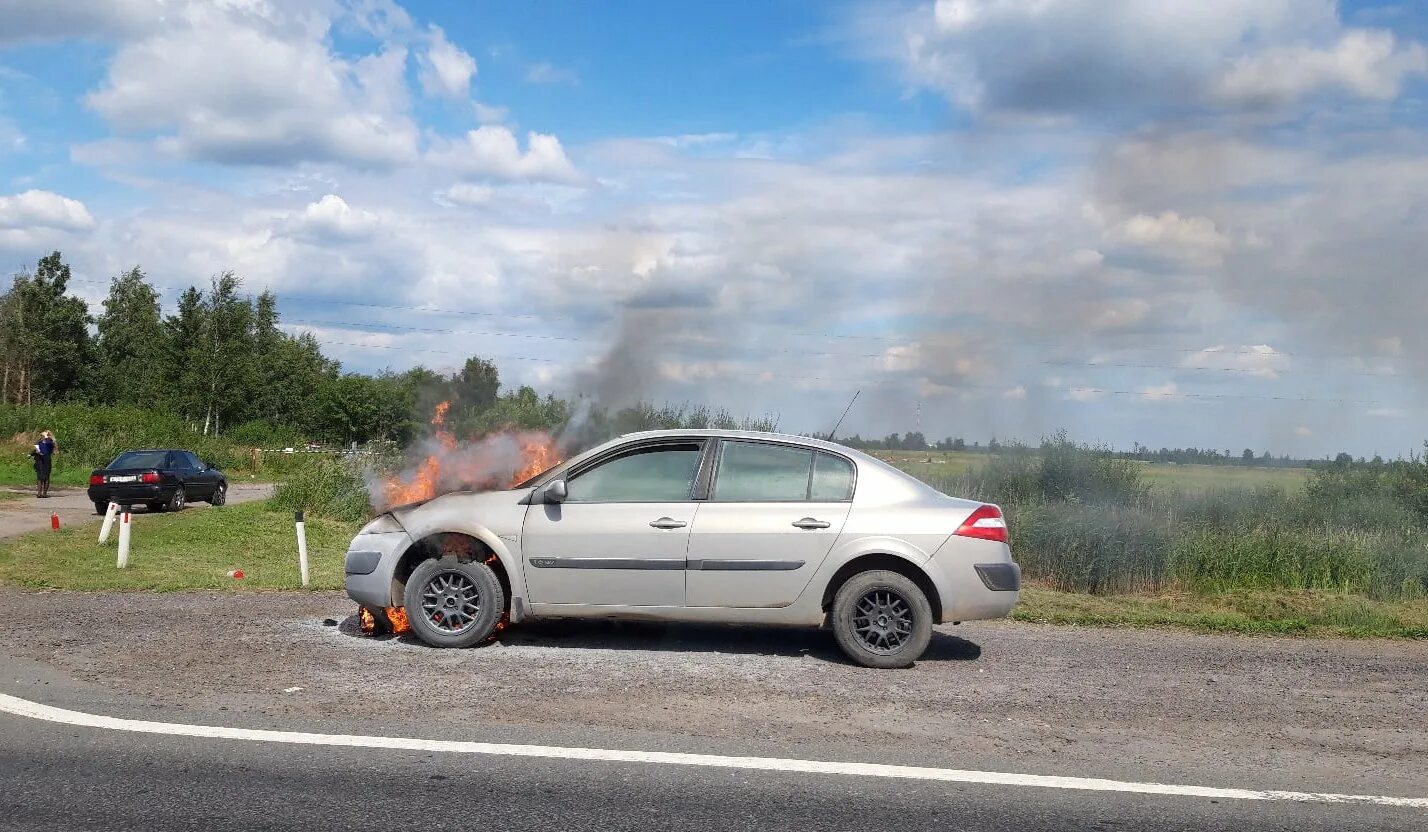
402,557,505,649
831,569,933,669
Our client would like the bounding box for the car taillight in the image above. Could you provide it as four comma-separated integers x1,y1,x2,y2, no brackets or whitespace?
955,504,1008,543
89,474,104,486
141,471,160,484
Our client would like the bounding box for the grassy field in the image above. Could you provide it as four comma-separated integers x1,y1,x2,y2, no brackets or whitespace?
1,493,1423,638
1014,585,1428,638
0,502,359,591
878,450,1310,494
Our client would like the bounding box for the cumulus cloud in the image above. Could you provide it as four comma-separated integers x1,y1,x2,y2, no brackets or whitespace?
285,194,379,241
876,0,1424,115
82,2,420,167
1215,30,1428,105
418,26,478,99
0,190,95,230
1109,211,1232,267
429,126,580,182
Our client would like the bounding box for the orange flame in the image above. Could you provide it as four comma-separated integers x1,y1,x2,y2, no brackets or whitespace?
380,400,562,508
358,606,411,636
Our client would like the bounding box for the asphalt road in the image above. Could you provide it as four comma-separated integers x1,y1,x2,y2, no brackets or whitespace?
0,483,273,539
0,700,1422,831
0,598,1424,831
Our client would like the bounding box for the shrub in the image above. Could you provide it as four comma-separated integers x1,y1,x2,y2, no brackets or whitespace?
267,458,372,523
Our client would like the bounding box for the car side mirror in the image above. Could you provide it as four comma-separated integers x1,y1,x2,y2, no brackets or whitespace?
544,479,568,504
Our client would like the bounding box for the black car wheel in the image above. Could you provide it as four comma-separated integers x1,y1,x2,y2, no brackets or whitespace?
162,487,185,512
831,570,933,669
402,558,505,649
93,501,107,516
209,483,227,506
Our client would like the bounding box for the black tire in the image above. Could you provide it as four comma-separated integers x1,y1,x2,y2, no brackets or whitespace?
831,570,933,669
209,483,227,506
94,501,108,515
145,502,162,512
164,486,185,512
402,558,505,648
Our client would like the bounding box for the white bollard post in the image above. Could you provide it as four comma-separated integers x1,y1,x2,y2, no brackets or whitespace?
98,502,119,544
116,511,132,568
295,509,310,587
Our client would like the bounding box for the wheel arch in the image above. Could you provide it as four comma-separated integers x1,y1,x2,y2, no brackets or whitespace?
390,528,516,614
820,551,943,624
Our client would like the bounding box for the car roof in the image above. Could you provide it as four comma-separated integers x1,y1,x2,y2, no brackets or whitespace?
612,428,862,456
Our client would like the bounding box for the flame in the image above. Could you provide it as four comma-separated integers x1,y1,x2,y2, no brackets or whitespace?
357,605,412,636
380,400,562,508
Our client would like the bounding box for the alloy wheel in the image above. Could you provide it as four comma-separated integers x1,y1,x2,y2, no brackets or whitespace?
852,588,914,655
419,571,483,634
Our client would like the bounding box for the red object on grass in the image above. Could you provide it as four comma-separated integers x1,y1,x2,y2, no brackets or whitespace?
50,512,59,530
228,569,244,579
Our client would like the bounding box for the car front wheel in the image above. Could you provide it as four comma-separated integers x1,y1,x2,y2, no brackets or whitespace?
209,483,226,506
402,558,505,648
831,570,933,669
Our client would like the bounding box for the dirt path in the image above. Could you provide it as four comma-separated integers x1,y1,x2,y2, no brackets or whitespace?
0,586,1422,799
0,483,274,539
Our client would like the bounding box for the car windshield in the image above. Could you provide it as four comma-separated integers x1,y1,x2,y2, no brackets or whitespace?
109,451,169,469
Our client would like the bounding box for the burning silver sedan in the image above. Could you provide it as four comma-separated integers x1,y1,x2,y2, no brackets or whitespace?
346,429,1020,668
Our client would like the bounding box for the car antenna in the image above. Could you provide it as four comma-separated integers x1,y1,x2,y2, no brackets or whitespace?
828,389,860,441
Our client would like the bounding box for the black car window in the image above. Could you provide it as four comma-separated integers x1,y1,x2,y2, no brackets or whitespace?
810,452,855,501
182,452,203,469
713,441,814,501
565,443,704,502
109,451,170,469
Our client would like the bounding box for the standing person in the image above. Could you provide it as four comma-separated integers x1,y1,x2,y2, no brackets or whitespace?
32,430,56,498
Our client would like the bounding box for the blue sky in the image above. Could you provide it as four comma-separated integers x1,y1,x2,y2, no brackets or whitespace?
2,0,1427,457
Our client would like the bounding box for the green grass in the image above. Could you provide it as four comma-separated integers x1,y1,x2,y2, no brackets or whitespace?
0,502,361,591
0,458,88,487
1014,585,1428,638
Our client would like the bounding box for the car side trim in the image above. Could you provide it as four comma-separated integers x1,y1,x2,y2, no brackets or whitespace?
528,558,685,570
687,559,805,571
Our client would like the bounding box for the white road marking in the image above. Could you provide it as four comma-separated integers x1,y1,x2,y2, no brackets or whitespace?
1,692,1423,808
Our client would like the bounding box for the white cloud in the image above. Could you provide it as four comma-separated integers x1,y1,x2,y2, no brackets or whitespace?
1181,345,1288,379
1110,211,1232,267
82,2,420,167
439,183,494,207
0,190,95,230
286,194,379,241
1138,382,1179,399
429,126,580,183
525,62,580,85
419,26,478,99
1216,30,1428,105
1295,426,1313,437
876,0,1424,115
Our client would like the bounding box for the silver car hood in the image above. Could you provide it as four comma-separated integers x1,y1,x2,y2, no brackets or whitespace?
390,487,532,540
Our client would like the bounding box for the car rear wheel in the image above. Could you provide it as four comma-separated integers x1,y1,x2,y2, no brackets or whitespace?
402,558,505,649
164,486,185,512
831,570,933,669
209,483,227,506
93,501,107,516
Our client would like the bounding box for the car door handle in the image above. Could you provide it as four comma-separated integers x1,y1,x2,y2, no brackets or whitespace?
792,517,831,530
649,517,687,530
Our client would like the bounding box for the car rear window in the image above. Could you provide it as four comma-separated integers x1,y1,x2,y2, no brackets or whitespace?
714,441,814,501
109,451,170,469
810,452,855,501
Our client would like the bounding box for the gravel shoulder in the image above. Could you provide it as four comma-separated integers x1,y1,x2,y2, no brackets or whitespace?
0,482,273,539
0,586,1422,799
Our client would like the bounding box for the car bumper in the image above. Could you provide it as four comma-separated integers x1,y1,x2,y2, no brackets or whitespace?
87,484,170,505
927,538,1021,623
344,530,414,609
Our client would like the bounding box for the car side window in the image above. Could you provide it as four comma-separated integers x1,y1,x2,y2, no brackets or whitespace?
810,452,855,501
713,441,814,501
564,443,704,502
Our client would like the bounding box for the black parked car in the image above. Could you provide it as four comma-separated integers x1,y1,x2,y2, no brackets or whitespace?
87,449,227,514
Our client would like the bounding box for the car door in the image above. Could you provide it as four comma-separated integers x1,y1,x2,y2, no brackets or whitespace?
180,452,213,498
685,440,854,608
521,440,707,607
